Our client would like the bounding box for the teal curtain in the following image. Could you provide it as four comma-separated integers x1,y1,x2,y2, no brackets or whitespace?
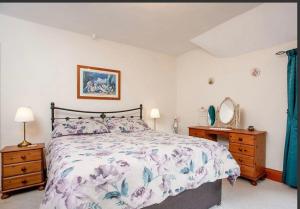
283,48,298,188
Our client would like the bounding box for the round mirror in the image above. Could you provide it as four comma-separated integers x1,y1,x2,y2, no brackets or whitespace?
219,98,235,124
207,105,216,126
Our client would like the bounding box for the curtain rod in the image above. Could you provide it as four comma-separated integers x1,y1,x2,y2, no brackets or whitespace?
275,50,287,55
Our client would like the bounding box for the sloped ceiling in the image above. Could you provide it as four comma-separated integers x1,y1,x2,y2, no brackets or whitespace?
0,3,296,57
191,3,297,57
0,3,260,55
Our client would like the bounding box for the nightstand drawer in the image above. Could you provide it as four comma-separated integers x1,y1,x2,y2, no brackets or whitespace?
3,161,42,177
229,143,255,156
231,152,254,167
2,149,42,165
2,172,43,191
229,133,255,145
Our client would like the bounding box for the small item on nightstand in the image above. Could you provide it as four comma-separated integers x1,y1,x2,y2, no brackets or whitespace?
14,107,35,147
173,118,178,134
150,108,160,131
248,126,255,131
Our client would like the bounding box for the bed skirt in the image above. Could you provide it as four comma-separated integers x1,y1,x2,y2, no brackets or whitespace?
144,179,222,209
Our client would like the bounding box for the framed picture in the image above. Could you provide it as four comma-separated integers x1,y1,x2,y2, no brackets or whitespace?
77,65,121,100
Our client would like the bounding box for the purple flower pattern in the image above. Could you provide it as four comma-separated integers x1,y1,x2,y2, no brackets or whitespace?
104,118,150,133
40,130,240,209
52,119,109,138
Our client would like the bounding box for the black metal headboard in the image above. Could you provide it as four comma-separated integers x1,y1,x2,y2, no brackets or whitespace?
50,102,143,130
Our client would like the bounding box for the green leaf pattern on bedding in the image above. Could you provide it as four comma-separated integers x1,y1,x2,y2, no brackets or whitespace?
40,130,240,209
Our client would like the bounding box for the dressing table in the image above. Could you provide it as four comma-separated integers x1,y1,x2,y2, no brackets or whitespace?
190,98,266,186
189,126,266,185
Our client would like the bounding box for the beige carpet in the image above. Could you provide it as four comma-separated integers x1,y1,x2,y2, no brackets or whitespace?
0,179,297,209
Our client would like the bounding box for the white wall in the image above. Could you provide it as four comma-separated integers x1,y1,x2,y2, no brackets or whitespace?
176,40,297,170
0,14,296,171
0,15,176,147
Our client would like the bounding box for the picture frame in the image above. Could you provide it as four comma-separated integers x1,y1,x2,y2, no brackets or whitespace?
77,65,121,100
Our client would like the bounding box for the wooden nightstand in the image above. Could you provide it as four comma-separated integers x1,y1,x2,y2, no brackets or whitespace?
1,143,46,199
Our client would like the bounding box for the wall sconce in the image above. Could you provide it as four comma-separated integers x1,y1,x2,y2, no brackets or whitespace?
251,68,261,77
208,78,214,85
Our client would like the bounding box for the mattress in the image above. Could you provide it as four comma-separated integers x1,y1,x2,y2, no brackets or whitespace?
40,130,240,209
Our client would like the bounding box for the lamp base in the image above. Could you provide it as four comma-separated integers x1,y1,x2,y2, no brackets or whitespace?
18,139,32,147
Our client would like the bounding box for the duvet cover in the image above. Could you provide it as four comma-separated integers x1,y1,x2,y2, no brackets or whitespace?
40,130,240,209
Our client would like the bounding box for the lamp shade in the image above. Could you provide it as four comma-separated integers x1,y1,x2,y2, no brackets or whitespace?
14,107,34,122
150,108,160,119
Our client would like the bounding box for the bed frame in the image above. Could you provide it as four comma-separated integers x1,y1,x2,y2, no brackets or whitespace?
145,180,221,209
50,102,222,209
50,102,143,130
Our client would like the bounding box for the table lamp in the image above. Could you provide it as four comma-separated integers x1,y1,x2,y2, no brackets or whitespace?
15,107,34,147
150,108,160,131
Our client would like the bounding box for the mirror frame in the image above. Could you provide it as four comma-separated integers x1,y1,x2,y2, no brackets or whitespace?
217,97,240,128
218,97,235,125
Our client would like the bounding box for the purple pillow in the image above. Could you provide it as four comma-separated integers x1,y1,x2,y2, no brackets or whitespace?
52,119,109,138
104,118,150,133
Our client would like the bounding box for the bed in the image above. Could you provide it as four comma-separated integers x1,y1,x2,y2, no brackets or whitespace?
39,103,240,209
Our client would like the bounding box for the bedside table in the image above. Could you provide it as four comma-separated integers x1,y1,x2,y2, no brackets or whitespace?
1,143,46,199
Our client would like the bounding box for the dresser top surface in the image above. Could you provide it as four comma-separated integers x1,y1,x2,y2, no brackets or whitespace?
189,126,266,135
1,143,45,153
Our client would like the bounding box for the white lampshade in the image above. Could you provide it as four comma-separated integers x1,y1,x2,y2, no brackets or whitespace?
15,107,34,122
150,108,160,119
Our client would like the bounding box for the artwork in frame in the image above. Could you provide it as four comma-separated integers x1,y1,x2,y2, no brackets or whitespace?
77,65,121,100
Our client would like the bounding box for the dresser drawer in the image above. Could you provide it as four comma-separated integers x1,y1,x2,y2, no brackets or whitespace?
2,172,43,191
3,161,42,177
189,129,206,138
229,143,255,156
2,149,42,165
229,133,255,145
240,165,257,178
231,152,254,167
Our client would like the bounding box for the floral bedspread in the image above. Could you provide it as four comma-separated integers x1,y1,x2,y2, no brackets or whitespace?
40,130,240,209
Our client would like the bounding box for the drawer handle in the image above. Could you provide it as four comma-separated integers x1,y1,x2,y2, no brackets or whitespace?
21,180,28,184
238,138,243,142
21,167,27,173
21,155,27,160
238,148,243,152
244,149,247,152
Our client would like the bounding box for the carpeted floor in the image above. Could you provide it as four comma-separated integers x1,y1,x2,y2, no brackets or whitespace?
0,179,297,209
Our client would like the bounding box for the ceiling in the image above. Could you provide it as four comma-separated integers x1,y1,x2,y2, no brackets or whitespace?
0,3,260,55
191,3,297,57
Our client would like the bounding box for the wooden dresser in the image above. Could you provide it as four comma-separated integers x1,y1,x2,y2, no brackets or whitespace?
189,126,266,186
1,143,45,199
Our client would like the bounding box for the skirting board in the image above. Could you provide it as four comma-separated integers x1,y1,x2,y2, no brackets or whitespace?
265,168,283,183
